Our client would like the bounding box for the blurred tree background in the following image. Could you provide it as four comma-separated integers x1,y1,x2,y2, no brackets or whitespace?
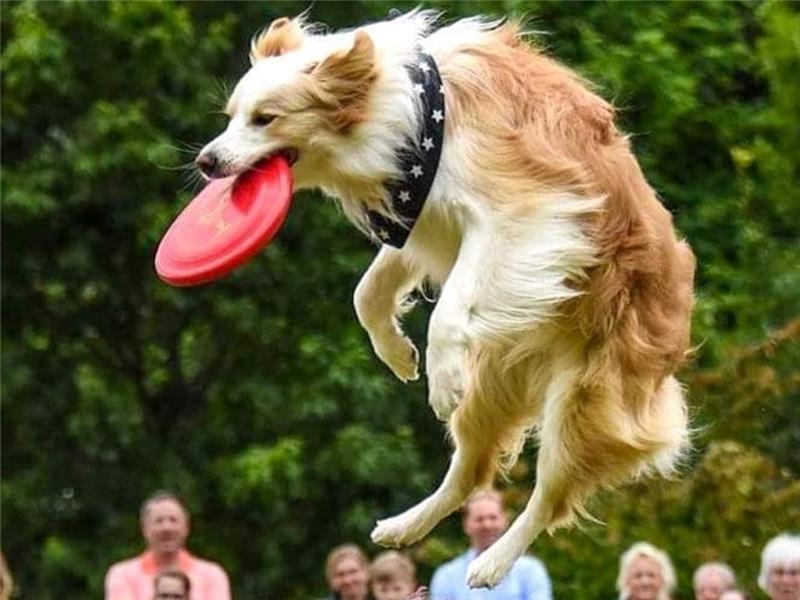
1,1,798,598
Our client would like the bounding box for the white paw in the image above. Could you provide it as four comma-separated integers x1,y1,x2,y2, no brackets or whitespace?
370,513,423,548
372,334,419,382
466,546,516,589
426,345,467,421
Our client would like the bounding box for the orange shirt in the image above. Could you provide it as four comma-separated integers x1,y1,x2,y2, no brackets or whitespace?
104,549,231,600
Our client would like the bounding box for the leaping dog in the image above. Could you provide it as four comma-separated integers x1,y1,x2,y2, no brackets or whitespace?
196,11,695,588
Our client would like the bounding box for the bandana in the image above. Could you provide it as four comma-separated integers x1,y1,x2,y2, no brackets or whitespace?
367,51,445,248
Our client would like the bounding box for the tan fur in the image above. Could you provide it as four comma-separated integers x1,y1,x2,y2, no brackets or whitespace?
250,17,304,61
310,30,379,134
438,22,695,526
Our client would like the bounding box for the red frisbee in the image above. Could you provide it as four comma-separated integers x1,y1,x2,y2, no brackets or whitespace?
155,156,293,287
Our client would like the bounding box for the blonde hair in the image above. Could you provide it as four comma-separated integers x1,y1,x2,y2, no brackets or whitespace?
370,551,416,586
693,562,736,590
617,542,676,600
758,533,800,592
325,544,369,584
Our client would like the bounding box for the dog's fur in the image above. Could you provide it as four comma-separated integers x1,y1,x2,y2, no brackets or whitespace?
198,11,695,588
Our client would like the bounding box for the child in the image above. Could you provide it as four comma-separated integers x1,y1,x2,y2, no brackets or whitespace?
369,551,425,600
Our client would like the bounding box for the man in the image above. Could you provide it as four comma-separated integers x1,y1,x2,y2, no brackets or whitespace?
430,490,552,600
323,544,370,600
694,562,736,600
104,491,231,600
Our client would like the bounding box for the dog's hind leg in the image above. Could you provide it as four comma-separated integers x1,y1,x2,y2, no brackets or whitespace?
371,358,531,548
466,369,688,588
370,448,483,547
354,246,422,382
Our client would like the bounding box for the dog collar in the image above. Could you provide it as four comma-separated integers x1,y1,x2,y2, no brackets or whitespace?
367,51,445,248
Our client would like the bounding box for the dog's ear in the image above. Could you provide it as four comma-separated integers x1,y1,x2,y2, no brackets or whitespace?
311,30,377,132
250,16,304,63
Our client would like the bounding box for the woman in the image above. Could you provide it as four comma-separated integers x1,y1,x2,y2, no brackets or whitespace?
325,544,371,600
758,533,800,600
617,542,676,600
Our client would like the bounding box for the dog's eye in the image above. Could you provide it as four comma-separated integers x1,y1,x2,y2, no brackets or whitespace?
252,114,277,127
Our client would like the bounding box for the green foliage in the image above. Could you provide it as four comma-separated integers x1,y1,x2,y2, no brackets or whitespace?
2,1,798,599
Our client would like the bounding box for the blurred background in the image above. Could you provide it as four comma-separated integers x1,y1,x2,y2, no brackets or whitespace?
1,1,798,598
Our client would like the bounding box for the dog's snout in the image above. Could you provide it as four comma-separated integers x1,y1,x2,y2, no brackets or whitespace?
195,151,221,179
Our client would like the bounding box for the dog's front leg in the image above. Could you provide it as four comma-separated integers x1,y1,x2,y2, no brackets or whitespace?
426,229,486,421
354,246,420,382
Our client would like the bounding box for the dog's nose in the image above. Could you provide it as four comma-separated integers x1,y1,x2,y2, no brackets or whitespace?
195,151,220,179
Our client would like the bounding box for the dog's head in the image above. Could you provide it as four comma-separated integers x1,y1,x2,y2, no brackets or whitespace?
196,16,379,187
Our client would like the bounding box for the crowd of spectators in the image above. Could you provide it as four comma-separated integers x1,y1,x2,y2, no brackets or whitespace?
8,487,787,600
86,487,800,600
320,512,799,600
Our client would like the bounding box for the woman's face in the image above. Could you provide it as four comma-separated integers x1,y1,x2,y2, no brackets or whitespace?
767,563,800,600
627,556,665,600
330,557,369,600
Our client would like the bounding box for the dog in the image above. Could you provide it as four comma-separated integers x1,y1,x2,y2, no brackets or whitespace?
196,11,695,588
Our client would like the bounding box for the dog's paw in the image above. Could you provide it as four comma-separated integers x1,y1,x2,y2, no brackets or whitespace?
427,346,467,421
466,545,516,589
370,513,423,548
372,334,419,382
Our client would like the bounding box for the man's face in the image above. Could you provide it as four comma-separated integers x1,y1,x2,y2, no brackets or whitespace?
142,499,189,557
695,570,729,600
329,557,368,600
463,497,508,553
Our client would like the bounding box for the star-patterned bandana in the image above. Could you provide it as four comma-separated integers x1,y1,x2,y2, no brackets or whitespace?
367,50,445,248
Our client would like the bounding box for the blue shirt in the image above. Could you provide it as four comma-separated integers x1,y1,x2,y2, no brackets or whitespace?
430,549,553,600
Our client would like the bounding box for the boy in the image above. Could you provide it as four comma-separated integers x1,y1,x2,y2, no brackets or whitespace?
370,552,425,600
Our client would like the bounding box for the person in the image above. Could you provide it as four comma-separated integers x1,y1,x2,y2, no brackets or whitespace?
325,544,371,600
154,570,191,600
104,491,231,600
0,552,13,600
616,542,676,600
718,591,748,600
694,562,736,600
757,533,800,600
370,551,425,600
429,490,552,600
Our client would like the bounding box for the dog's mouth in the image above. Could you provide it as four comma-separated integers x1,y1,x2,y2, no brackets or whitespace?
197,147,299,181
274,147,299,167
